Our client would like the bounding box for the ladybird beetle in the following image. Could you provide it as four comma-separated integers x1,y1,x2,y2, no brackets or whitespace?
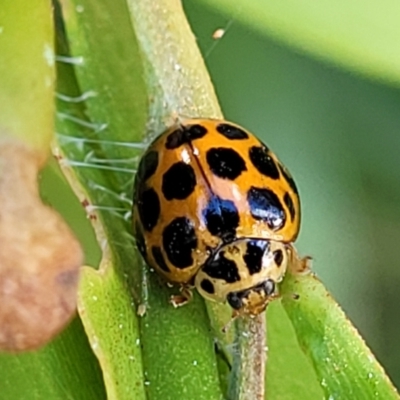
133,119,300,316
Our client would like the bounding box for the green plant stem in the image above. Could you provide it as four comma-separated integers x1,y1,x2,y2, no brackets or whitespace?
228,314,266,400
127,0,222,124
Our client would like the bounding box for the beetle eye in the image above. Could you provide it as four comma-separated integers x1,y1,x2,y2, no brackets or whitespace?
227,292,243,310
263,279,275,295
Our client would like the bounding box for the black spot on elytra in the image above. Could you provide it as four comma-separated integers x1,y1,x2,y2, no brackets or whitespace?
165,124,207,149
163,217,198,269
247,186,285,230
137,150,159,182
283,192,296,221
203,253,241,283
206,148,246,180
200,279,215,294
135,222,147,260
202,195,239,241
243,240,269,275
216,123,249,140
151,246,170,272
249,146,280,180
133,150,159,203
273,249,284,267
162,162,196,200
137,188,160,232
278,162,299,195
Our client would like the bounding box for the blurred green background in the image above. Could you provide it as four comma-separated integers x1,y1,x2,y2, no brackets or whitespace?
182,0,400,388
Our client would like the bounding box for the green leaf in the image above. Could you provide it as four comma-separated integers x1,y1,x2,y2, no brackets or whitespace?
196,0,400,86
78,264,146,400
281,269,400,399
0,317,106,400
266,302,324,399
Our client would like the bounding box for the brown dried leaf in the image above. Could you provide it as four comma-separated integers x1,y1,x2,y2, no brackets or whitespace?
0,139,83,351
